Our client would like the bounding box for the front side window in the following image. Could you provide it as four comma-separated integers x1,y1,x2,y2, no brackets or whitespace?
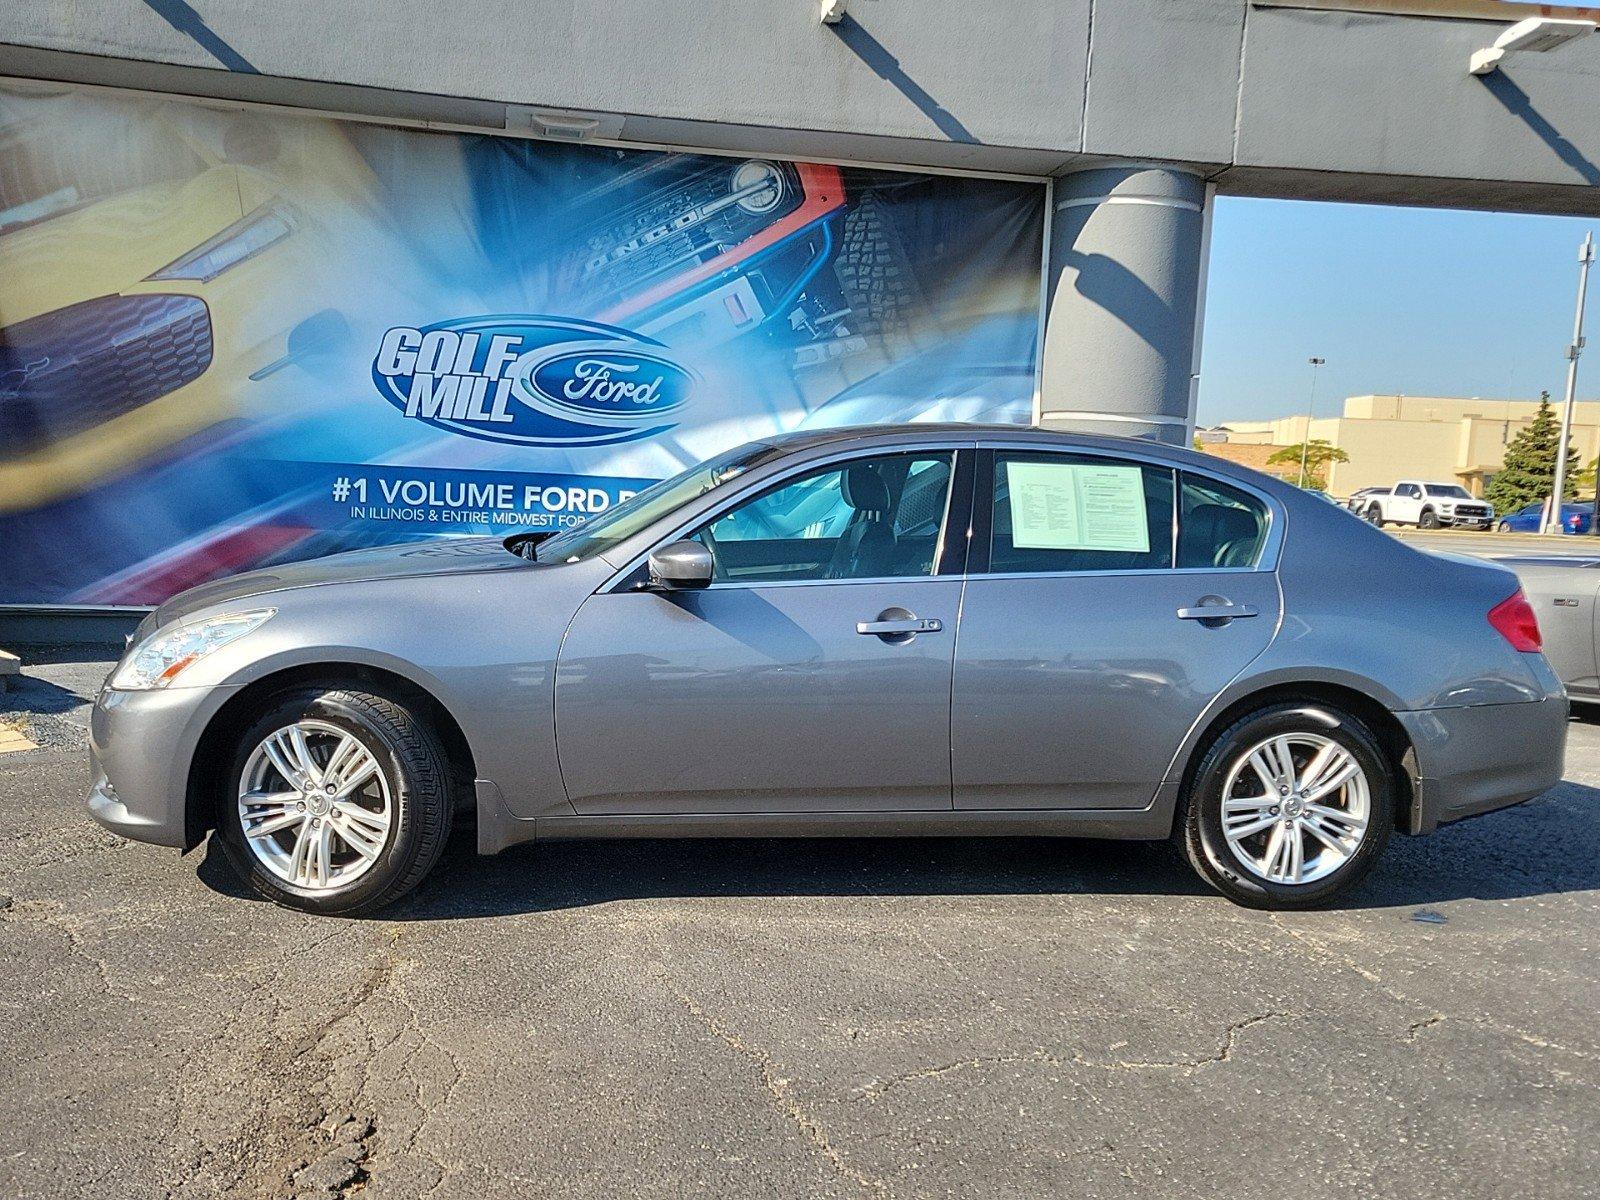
989,452,1175,574
536,442,783,563
692,451,956,583
1177,473,1270,569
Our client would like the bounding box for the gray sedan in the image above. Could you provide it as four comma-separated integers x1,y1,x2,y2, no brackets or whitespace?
87,426,1567,914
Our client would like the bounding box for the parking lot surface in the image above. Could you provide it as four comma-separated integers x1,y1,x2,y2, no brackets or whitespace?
2,648,1598,1200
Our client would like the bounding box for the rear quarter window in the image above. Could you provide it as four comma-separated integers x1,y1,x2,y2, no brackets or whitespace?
1177,474,1269,570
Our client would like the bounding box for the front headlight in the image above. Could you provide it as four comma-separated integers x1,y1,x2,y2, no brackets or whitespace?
110,609,275,691
145,204,294,283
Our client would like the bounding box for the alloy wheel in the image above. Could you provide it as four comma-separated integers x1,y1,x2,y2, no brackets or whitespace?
1219,732,1370,886
237,719,393,890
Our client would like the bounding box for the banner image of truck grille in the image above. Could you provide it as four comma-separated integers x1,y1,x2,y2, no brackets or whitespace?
0,81,1046,605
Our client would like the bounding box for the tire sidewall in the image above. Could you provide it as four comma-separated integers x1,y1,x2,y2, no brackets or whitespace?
1186,704,1394,909
1419,509,1439,529
218,690,430,915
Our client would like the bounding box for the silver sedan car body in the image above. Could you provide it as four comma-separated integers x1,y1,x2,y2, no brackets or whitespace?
87,425,1567,912
1497,554,1600,704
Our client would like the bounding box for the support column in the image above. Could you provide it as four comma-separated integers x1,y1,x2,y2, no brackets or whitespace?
1038,165,1210,446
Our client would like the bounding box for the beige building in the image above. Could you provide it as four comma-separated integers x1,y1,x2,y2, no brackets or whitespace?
1213,395,1600,497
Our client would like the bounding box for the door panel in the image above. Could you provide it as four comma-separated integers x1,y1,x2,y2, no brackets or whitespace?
952,571,1281,809
556,579,962,814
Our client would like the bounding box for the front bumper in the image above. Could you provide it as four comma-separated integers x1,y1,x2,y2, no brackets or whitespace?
87,682,234,849
1440,512,1493,527
1398,696,1567,835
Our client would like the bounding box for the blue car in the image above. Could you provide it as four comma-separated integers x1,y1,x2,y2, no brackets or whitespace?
1497,502,1595,535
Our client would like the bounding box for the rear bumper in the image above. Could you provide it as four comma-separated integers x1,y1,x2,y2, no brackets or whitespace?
1398,696,1567,835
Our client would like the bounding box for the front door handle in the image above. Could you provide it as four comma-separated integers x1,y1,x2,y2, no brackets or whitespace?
1177,603,1259,622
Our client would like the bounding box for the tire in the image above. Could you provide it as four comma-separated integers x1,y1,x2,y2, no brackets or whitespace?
1418,509,1440,530
1178,701,1394,910
1497,521,1511,533
217,687,453,915
1365,505,1384,527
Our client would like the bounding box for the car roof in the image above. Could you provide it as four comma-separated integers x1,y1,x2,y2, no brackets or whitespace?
758,422,1210,460
748,421,1289,495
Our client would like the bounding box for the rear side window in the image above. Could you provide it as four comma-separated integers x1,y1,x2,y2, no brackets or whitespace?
1177,473,1269,569
989,452,1175,574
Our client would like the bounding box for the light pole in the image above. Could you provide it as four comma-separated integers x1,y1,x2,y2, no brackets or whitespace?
1298,357,1326,489
1547,233,1594,534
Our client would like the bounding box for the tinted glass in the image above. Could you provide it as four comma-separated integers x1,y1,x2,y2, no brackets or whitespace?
1177,473,1270,569
989,453,1174,574
1428,484,1471,499
694,452,955,583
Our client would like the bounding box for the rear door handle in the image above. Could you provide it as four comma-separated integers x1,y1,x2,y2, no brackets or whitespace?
857,617,943,635
1177,604,1259,621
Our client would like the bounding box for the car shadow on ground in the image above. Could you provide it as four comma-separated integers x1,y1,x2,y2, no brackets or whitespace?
195,779,1600,919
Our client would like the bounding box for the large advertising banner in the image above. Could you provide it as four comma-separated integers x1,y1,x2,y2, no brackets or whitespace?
0,81,1045,605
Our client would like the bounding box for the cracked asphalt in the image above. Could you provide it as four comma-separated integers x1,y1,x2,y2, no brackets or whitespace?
1,648,1598,1199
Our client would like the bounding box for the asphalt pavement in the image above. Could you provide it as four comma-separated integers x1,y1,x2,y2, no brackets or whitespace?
1393,526,1600,559
1,645,1597,1200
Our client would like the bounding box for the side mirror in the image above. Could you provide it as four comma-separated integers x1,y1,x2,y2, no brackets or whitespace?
648,540,714,590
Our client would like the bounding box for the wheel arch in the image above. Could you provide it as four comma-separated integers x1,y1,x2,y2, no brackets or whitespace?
183,661,479,851
1169,678,1419,838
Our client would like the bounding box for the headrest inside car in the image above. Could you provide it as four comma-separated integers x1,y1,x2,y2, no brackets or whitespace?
842,463,892,513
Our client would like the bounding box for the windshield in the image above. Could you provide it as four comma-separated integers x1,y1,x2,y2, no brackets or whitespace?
534,442,780,563
1425,484,1471,499
0,103,207,237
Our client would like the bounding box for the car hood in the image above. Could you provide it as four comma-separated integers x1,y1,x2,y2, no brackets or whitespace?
0,171,249,321
148,537,531,631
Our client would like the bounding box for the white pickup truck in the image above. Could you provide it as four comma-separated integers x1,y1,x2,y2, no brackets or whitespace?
1360,480,1495,530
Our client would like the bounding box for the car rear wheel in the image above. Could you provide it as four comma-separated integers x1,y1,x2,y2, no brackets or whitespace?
1179,702,1393,909
218,687,453,915
1364,505,1383,526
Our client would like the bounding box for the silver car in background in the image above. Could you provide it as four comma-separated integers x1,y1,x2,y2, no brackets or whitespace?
87,426,1567,914
1497,554,1600,704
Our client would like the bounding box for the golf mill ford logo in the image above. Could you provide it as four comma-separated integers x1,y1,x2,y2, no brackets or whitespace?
371,316,693,446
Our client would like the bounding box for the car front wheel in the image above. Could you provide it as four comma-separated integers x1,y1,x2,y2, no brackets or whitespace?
1418,509,1440,529
218,687,453,915
1498,521,1511,532
1179,702,1394,909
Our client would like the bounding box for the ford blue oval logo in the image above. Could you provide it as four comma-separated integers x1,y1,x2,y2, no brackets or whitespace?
370,315,694,447
524,349,692,424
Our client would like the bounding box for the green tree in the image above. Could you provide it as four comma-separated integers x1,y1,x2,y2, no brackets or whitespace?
1486,391,1580,516
1573,456,1598,493
1266,439,1350,490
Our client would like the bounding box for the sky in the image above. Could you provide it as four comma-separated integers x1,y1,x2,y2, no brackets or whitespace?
1196,197,1600,427
1189,0,1594,428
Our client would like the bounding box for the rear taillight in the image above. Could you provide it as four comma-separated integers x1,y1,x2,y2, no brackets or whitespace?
1488,589,1542,653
